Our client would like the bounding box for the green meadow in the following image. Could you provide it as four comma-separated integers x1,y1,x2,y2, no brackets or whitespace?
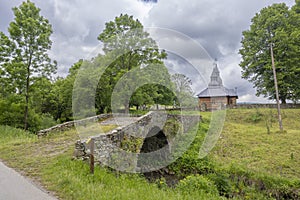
0,108,299,199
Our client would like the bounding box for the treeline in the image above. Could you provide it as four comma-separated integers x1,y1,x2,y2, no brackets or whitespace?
0,1,195,132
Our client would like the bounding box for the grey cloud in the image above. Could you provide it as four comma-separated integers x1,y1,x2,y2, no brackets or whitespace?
146,0,294,58
145,0,294,102
1,0,152,76
0,0,296,102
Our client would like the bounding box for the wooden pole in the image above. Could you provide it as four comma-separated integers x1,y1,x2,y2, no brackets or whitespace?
270,43,283,131
90,138,95,174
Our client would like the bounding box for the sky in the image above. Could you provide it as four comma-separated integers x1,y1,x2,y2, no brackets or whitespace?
0,0,296,103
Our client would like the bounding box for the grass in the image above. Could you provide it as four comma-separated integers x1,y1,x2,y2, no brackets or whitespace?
0,126,221,200
43,156,221,200
211,108,300,179
0,108,299,199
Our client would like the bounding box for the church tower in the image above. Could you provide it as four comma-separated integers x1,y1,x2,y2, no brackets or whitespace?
208,61,223,88
197,60,238,110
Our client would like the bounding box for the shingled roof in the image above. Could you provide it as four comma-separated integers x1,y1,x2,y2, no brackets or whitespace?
197,62,238,98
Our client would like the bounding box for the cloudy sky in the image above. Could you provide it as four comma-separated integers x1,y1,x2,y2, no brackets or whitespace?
0,0,296,103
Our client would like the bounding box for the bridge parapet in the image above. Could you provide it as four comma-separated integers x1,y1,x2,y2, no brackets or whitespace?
74,111,201,172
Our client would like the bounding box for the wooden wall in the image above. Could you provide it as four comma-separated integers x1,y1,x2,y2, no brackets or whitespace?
198,96,237,111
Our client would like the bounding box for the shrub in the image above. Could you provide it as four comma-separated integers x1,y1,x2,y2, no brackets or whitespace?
176,174,219,195
208,172,233,197
38,113,58,130
247,111,263,123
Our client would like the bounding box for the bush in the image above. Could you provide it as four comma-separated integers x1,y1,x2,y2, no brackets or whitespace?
208,172,233,197
38,113,57,130
0,96,25,129
246,111,263,123
176,174,219,195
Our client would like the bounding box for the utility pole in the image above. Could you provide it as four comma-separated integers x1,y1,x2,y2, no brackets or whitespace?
270,43,283,131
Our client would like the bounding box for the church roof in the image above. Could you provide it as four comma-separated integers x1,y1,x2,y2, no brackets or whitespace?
197,87,237,97
197,62,238,98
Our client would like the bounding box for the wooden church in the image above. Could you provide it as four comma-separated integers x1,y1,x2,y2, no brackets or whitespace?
197,62,238,111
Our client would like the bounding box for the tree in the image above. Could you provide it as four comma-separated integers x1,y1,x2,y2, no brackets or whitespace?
0,0,56,129
128,65,176,110
171,73,196,107
292,0,300,13
290,0,300,102
239,2,300,103
96,14,167,113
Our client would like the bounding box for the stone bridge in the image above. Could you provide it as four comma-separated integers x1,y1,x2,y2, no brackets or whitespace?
74,111,201,172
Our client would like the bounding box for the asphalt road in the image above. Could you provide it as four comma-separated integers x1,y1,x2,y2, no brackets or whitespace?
0,161,57,200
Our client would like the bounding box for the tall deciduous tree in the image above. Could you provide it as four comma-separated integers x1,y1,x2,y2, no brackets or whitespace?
239,2,300,103
96,14,167,113
0,0,56,129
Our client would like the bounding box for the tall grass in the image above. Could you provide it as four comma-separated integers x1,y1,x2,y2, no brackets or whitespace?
0,125,37,145
42,155,222,200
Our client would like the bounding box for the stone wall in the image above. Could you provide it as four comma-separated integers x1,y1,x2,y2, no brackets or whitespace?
235,103,300,109
74,111,201,171
37,114,112,137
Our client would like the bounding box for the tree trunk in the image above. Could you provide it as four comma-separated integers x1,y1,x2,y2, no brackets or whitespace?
24,67,30,130
24,55,32,130
124,103,129,114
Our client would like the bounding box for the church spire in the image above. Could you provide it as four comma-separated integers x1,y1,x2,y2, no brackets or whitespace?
208,59,223,88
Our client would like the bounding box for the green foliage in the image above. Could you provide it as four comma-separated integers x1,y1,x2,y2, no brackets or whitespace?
171,73,197,108
94,14,168,113
38,113,57,130
167,122,216,176
48,60,84,121
0,0,56,130
207,172,233,197
0,95,24,128
121,136,144,153
129,109,149,116
177,174,219,195
246,108,263,123
239,2,300,103
163,118,180,138
0,94,54,132
0,125,35,142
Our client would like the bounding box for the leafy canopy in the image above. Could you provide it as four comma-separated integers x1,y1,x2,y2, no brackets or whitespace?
0,0,56,130
239,2,300,103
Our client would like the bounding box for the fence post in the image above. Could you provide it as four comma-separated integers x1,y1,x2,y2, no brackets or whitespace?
90,138,94,174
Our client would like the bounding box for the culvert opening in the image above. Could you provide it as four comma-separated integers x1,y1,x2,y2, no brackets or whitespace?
140,126,168,153
137,126,170,172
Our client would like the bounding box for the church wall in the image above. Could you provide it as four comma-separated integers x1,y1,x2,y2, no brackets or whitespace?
199,96,237,111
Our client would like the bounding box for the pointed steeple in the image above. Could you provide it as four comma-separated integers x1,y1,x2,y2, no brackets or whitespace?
208,59,223,88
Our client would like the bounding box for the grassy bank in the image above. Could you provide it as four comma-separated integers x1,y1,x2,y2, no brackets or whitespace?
212,108,300,179
0,108,299,199
0,126,220,200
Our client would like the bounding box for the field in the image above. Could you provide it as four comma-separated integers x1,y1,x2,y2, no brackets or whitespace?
212,108,300,179
0,108,299,199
